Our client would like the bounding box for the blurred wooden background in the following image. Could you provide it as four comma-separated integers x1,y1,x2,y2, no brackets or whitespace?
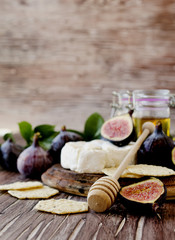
0,0,175,133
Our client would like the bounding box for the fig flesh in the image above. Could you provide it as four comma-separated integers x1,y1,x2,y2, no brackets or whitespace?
48,126,83,163
0,138,23,172
17,133,53,179
172,147,175,165
137,122,175,170
119,178,166,213
101,114,134,146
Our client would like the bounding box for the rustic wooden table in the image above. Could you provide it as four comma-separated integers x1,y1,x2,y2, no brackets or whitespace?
1,1,175,239
0,167,175,240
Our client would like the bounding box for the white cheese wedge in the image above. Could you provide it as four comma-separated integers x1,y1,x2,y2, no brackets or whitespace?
61,141,85,171
77,149,106,173
83,139,104,150
61,140,136,173
104,142,135,168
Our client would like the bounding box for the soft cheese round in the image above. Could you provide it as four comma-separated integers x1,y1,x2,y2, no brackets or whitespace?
60,140,136,173
104,142,135,168
61,141,85,171
77,148,106,173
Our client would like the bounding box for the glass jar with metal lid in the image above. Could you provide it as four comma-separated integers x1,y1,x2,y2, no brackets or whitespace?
110,90,133,117
132,89,172,138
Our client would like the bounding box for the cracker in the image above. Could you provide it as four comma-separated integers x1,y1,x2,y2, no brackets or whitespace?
102,167,132,177
102,164,175,178
120,173,142,178
0,181,43,191
102,167,117,176
102,167,142,178
8,186,59,199
34,199,88,214
126,164,175,176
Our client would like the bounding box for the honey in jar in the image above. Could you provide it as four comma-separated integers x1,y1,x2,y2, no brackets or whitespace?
132,90,171,138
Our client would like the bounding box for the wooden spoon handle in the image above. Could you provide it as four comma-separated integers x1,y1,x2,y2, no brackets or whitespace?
113,122,155,180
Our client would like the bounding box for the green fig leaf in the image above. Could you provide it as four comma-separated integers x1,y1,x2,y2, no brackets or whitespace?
38,132,59,150
34,124,57,139
66,129,84,138
18,121,34,145
84,112,104,141
17,112,104,149
3,133,15,142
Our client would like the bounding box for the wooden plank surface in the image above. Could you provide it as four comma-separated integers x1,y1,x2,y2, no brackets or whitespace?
0,169,175,240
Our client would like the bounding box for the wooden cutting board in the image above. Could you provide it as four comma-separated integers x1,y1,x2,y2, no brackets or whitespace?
41,164,104,196
41,164,175,199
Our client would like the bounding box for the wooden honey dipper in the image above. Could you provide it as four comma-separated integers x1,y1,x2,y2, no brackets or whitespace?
87,122,155,212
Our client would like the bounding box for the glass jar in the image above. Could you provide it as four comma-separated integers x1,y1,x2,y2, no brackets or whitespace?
110,90,133,117
132,89,171,138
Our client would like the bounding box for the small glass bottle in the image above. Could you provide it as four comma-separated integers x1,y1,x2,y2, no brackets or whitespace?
110,90,133,117
132,89,171,138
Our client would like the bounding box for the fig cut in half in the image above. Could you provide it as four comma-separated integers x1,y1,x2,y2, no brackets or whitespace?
101,113,134,146
119,178,166,213
172,147,175,166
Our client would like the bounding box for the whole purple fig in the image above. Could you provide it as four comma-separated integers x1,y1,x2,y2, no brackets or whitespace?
0,138,23,172
17,133,53,178
48,126,83,163
137,122,175,170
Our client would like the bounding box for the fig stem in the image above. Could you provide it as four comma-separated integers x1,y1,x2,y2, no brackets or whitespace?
153,203,162,219
156,212,162,220
152,202,159,212
155,121,162,132
61,126,66,131
33,132,40,147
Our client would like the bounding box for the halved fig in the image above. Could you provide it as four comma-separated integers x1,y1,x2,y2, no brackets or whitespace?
119,178,166,213
172,147,175,165
101,114,134,146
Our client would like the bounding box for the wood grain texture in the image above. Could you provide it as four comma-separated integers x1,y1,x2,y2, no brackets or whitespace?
0,0,175,133
0,169,175,240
